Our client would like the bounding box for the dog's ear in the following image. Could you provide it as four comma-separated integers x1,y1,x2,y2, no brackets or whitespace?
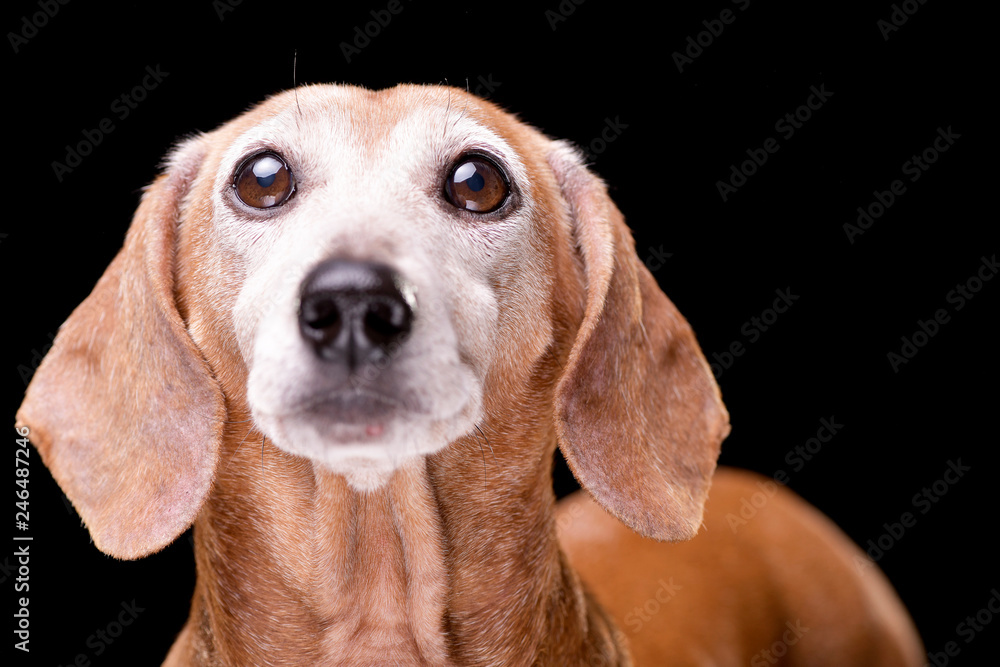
16,137,224,560
549,141,730,542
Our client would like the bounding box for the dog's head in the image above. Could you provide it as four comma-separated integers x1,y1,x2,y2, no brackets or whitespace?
17,84,728,559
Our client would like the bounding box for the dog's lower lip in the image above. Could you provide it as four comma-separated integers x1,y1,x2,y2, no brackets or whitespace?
301,390,400,424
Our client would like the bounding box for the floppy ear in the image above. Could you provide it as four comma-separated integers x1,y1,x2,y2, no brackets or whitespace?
15,138,224,560
550,141,730,542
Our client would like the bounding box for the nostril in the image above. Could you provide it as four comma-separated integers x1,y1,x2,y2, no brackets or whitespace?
301,297,341,333
363,298,413,347
298,294,349,365
297,258,416,366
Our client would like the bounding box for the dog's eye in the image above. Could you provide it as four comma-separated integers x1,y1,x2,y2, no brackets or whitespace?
444,156,509,213
233,152,295,209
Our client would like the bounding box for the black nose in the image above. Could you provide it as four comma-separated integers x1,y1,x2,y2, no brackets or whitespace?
298,259,415,369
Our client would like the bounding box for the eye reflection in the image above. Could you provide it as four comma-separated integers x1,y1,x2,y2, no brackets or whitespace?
444,156,508,213
234,152,295,209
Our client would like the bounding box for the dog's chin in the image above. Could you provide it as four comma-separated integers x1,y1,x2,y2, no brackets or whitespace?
252,397,481,492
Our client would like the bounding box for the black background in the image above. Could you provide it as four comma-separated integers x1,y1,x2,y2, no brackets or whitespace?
4,1,995,665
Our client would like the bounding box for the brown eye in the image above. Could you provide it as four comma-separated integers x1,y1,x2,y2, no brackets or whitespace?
234,152,295,209
444,156,509,213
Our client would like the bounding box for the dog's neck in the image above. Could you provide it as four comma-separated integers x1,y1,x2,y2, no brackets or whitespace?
184,429,627,666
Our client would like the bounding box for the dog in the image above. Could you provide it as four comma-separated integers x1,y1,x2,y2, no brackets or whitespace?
17,83,924,665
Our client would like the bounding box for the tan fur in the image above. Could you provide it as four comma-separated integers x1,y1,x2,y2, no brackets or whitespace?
16,84,922,665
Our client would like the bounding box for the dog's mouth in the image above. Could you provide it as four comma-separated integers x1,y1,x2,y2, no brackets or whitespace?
248,359,483,489
300,389,410,425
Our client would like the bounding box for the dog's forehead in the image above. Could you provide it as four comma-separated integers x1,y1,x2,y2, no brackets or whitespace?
214,84,530,183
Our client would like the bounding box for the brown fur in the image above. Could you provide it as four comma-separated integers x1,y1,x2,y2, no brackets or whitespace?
16,84,922,665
